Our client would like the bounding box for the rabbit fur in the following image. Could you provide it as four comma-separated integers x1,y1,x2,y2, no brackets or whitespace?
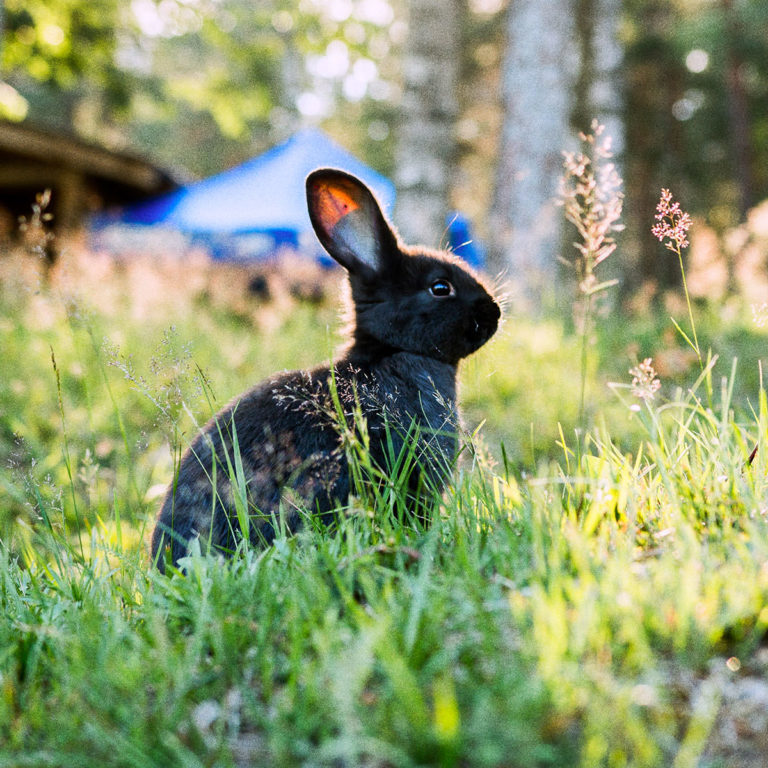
151,168,500,571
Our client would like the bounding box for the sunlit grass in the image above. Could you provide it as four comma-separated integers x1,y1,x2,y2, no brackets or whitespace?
1,243,768,766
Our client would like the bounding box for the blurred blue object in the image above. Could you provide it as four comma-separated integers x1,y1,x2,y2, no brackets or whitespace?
446,212,485,269
95,129,396,263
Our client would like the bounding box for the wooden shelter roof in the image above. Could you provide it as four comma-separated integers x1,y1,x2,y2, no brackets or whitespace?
0,121,177,229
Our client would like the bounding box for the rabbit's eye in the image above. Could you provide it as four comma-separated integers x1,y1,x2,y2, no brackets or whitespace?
429,280,455,298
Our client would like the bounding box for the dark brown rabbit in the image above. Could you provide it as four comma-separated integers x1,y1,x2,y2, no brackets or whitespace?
151,169,500,571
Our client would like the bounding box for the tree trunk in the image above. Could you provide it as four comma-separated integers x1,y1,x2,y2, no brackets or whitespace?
721,0,754,217
488,0,574,288
573,0,624,148
394,0,460,248
272,30,303,144
489,0,623,296
622,2,685,296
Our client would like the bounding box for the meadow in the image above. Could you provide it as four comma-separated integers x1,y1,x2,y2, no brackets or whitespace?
1,232,768,767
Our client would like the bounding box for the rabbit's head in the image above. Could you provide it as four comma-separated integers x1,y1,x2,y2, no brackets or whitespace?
306,169,500,365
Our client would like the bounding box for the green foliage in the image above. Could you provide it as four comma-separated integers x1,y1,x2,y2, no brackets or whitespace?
3,0,120,87
1,0,403,177
1,251,768,766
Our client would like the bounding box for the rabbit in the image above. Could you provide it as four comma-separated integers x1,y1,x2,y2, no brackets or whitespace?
151,168,500,571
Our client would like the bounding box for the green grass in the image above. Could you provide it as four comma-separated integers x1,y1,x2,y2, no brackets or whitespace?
1,253,768,766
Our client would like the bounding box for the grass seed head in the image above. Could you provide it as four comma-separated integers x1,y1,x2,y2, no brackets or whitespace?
629,357,661,401
652,188,692,252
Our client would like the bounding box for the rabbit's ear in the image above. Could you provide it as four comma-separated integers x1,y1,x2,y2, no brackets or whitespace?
306,169,395,275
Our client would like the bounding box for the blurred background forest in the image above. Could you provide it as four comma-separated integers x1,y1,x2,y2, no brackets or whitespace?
2,0,768,300
1,0,768,489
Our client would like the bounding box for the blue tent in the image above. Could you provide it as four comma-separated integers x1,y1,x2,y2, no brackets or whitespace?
104,128,396,262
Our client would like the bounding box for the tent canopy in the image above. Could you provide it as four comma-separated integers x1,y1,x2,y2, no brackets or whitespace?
108,129,395,260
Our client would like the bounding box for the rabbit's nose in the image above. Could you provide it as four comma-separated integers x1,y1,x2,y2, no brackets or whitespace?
474,298,501,326
469,298,500,345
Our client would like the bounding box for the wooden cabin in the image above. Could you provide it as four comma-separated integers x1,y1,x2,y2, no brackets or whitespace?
0,120,176,233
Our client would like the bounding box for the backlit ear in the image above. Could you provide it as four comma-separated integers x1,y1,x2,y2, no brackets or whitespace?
306,169,395,275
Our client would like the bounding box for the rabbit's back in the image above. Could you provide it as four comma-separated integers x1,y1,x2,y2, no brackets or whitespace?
152,364,346,569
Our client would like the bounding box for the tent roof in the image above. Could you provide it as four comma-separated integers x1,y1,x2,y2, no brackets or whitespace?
115,128,395,235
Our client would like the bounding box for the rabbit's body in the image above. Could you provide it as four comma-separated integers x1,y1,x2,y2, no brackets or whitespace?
154,352,457,568
152,169,499,570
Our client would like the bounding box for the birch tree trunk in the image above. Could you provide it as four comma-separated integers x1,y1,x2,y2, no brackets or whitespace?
272,31,302,142
488,0,574,286
394,0,460,247
489,0,623,294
